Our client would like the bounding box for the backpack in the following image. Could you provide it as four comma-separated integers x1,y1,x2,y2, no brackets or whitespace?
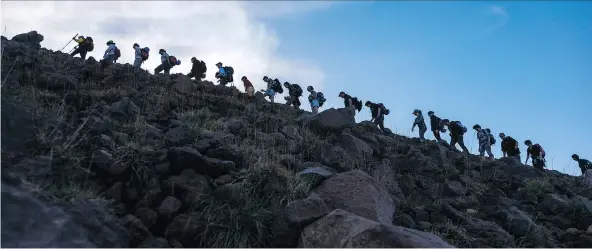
378,103,390,115
317,92,326,106
200,60,207,73
114,46,121,59
169,56,178,65
223,66,234,82
484,128,496,145
455,121,468,134
84,37,94,51
292,84,303,97
534,144,546,158
140,47,150,61
272,79,283,94
352,97,363,112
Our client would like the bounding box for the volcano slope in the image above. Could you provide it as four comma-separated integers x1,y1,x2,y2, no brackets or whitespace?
2,31,592,248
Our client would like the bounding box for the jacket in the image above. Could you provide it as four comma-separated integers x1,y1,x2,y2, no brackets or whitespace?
578,159,592,174
343,94,353,107
218,67,227,77
429,115,442,131
160,52,170,64
501,136,520,156
448,121,464,136
103,44,116,60
189,61,204,76
477,129,490,145
413,114,427,130
369,103,383,118
243,79,253,90
134,46,141,59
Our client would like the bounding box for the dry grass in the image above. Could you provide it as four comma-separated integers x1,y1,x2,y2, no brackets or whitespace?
430,218,477,247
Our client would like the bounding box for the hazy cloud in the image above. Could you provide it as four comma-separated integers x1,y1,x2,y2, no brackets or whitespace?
1,1,328,108
483,5,509,35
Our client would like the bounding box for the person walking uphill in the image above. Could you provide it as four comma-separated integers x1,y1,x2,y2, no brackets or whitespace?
155,49,171,75
284,82,302,109
70,35,94,60
101,40,119,69
442,119,470,154
188,57,206,81
215,62,234,86
132,43,150,69
427,111,446,141
525,140,546,170
241,76,255,98
499,133,521,163
307,86,324,114
572,154,592,185
473,125,494,159
366,101,388,131
339,92,363,114
412,109,428,141
262,76,278,103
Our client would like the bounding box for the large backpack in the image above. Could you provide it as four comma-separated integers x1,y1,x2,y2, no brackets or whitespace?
317,92,326,106
84,37,94,51
140,47,150,61
484,128,496,145
292,84,303,97
272,79,283,94
378,103,390,115
223,66,234,82
534,144,546,158
169,56,178,65
114,46,121,59
352,97,363,112
455,121,468,134
200,60,207,73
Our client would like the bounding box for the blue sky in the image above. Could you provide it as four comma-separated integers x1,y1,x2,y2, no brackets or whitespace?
267,1,592,175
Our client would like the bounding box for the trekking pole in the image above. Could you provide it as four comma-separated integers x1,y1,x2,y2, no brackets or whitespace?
60,33,78,52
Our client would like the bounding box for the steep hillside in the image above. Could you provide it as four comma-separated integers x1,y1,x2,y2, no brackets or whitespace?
2,31,592,248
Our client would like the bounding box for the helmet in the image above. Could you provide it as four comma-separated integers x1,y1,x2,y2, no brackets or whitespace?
106,40,115,45
133,43,139,48
307,86,314,91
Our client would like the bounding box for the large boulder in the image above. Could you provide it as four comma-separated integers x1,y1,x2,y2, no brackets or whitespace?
308,108,355,132
300,209,453,247
339,134,373,160
312,170,395,224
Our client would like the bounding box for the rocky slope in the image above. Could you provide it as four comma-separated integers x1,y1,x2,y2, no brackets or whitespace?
2,31,592,248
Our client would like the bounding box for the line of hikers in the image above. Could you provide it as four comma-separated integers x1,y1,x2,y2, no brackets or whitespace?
67,35,591,178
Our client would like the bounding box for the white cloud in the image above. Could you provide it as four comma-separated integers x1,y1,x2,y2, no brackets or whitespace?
483,5,509,35
0,1,326,108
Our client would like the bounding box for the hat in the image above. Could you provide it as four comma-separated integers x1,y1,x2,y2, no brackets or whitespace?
106,40,115,45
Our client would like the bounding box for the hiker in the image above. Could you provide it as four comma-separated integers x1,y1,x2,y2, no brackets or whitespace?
70,35,93,60
473,125,494,159
284,82,302,109
442,119,470,154
215,62,234,86
188,57,206,80
365,101,388,131
241,76,255,97
525,140,546,170
101,40,119,69
155,49,171,75
499,133,521,162
427,111,446,141
572,154,592,184
412,109,428,141
132,43,143,69
262,76,277,103
338,92,362,114
307,86,323,114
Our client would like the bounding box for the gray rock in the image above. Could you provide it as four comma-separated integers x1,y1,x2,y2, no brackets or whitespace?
285,193,330,226
158,196,182,215
444,180,468,197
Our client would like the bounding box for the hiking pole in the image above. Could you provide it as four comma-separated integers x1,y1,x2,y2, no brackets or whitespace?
60,33,78,52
